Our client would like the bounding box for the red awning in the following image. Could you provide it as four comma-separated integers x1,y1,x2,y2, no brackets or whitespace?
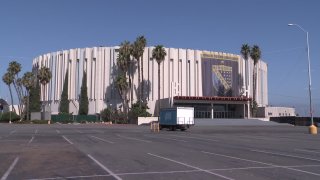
173,96,251,102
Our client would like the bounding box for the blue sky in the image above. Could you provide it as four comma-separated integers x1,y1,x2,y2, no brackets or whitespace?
0,0,319,116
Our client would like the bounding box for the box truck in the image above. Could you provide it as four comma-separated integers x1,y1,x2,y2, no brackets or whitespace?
159,107,194,131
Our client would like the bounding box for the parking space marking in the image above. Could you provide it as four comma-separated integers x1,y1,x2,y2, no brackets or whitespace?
1,157,19,180
295,149,320,154
235,135,272,141
62,136,73,145
202,151,275,166
28,136,34,144
168,135,219,142
93,130,104,133
87,154,122,180
26,174,111,180
117,134,151,143
209,164,320,171
23,164,320,180
202,151,320,177
148,153,234,180
90,135,114,144
250,149,320,162
56,130,60,134
9,130,16,135
144,135,187,142
76,130,83,134
35,129,38,134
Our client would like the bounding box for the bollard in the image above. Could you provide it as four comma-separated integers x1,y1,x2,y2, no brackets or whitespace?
150,122,159,133
309,125,317,135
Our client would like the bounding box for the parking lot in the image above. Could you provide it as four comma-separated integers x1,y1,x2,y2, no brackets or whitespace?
1,123,320,180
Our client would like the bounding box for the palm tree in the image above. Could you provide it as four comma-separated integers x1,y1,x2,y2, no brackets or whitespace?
250,45,261,117
116,41,131,114
115,74,128,99
152,45,167,116
132,36,147,102
7,61,23,115
240,44,251,97
117,41,131,72
37,66,52,120
21,72,35,120
250,45,261,103
2,72,14,123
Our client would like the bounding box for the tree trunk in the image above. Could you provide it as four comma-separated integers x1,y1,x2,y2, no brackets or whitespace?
137,58,141,101
141,56,144,102
158,62,161,116
252,65,257,117
121,90,128,115
12,81,22,116
128,66,132,107
41,84,45,120
8,85,13,123
27,91,30,121
252,65,256,102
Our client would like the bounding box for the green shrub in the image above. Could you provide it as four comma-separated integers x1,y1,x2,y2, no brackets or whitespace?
14,120,31,124
128,101,151,124
100,107,113,122
0,112,21,123
79,73,89,115
31,120,49,124
113,111,128,124
59,70,69,114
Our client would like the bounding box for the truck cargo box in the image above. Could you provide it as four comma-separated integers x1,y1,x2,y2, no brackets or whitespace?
159,107,194,131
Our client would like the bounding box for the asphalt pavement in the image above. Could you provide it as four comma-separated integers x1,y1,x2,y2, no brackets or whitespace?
1,123,320,180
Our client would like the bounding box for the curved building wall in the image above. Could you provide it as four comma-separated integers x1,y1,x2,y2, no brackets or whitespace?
32,46,268,115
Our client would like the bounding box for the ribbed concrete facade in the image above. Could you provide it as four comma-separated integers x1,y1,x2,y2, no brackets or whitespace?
32,46,268,116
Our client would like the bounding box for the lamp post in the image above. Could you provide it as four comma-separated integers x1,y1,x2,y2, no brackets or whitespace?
288,23,316,134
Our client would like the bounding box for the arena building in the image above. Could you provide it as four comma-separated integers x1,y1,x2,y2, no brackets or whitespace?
32,46,268,118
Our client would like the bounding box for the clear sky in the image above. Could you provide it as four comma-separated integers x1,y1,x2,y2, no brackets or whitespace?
0,0,319,116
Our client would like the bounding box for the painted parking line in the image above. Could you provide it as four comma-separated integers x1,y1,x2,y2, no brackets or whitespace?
35,129,38,134
202,151,320,177
250,149,320,162
148,153,234,180
62,136,73,145
93,130,104,133
56,130,60,134
168,135,219,142
117,134,151,143
26,174,111,180
87,154,122,180
90,135,114,144
28,136,34,144
295,149,320,154
9,130,16,135
144,135,187,142
76,130,83,134
117,164,320,176
1,157,19,180
202,151,275,167
0,140,24,142
234,135,272,141
24,164,320,180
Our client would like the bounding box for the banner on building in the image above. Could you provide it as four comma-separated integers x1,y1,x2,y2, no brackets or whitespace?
201,53,239,97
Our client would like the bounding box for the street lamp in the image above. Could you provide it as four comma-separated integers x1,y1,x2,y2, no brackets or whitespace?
288,23,316,134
